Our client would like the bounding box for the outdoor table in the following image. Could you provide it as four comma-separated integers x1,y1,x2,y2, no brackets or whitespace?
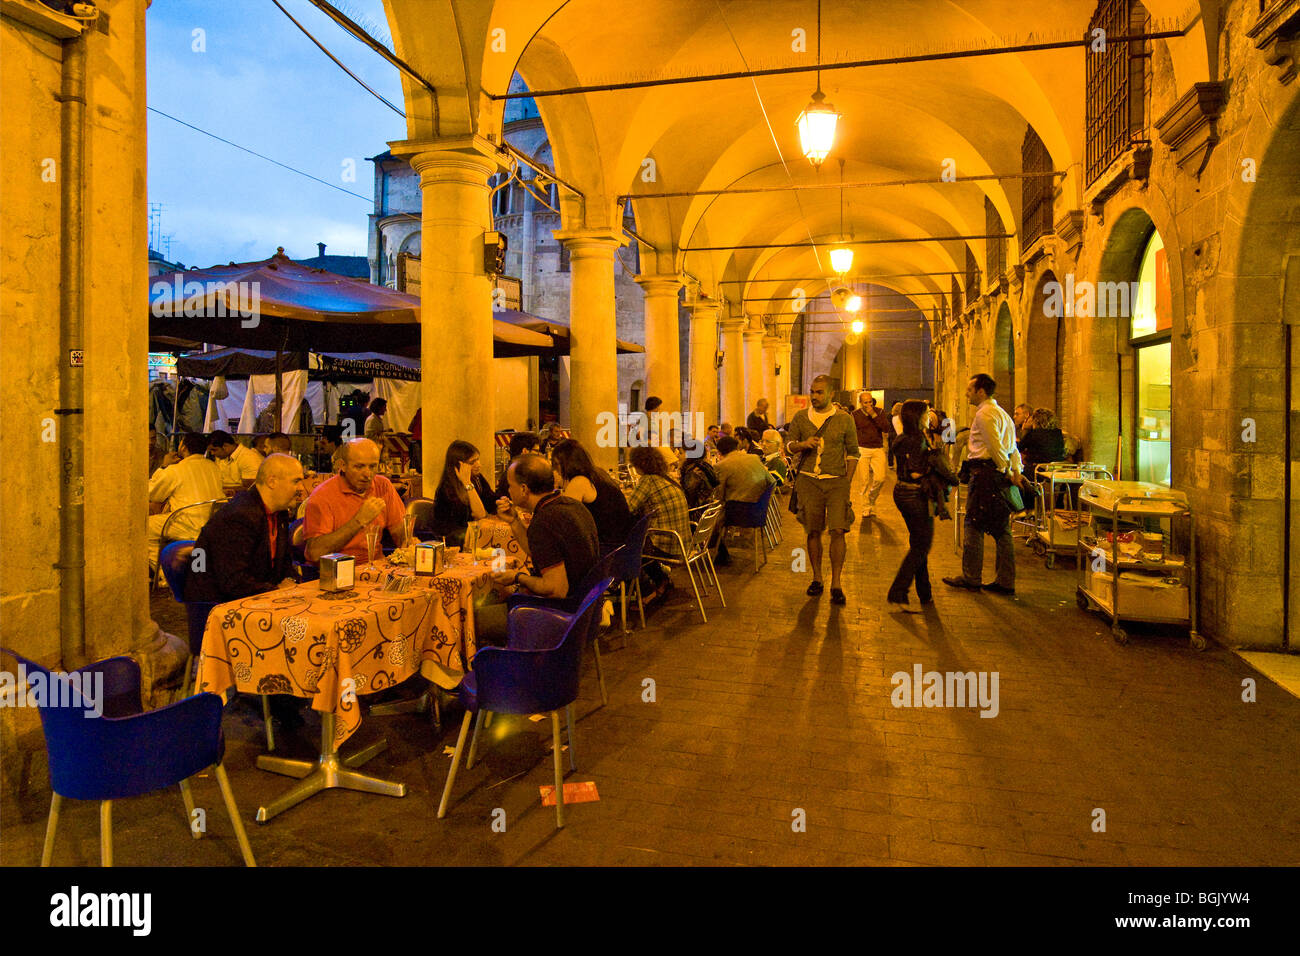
196,555,505,822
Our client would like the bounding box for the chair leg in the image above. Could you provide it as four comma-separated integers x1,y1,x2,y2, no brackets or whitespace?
101,800,113,867
565,703,577,772
261,695,275,752
431,687,443,733
619,581,628,634
437,711,473,819
40,793,61,867
214,763,257,867
551,711,565,829
635,578,645,629
466,709,487,770
685,559,708,622
706,552,726,607
591,639,608,706
179,777,202,840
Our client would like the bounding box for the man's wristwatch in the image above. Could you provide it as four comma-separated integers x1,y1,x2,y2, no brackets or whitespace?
513,570,525,587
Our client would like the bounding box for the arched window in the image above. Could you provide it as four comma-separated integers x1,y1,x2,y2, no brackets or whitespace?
1085,0,1151,184
1131,228,1171,485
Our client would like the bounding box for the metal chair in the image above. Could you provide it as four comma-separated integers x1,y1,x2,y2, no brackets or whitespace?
1,648,256,867
650,501,725,622
154,497,226,587
437,579,610,828
159,541,276,751
610,513,653,633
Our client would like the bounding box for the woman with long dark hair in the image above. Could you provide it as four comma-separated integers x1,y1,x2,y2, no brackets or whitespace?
888,399,936,609
429,439,494,547
551,438,633,548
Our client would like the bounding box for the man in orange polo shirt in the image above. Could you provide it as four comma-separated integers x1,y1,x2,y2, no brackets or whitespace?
304,438,411,562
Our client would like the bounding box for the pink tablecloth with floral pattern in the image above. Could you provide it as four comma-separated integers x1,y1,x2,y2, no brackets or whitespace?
197,559,499,744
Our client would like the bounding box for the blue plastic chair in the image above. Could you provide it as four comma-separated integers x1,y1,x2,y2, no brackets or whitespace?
288,517,319,582
159,540,276,750
507,548,621,705
438,577,611,828
610,512,653,632
727,482,776,571
0,648,256,867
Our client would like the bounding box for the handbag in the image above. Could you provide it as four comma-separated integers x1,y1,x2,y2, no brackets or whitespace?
787,414,835,514
998,472,1025,512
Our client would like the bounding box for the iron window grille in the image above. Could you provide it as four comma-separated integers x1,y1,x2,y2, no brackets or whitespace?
1085,0,1152,185
1021,125,1054,248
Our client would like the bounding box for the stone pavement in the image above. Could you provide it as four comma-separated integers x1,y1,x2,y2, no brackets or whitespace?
5,475,1300,867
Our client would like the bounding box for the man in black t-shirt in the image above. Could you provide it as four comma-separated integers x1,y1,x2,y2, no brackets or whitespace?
476,454,600,643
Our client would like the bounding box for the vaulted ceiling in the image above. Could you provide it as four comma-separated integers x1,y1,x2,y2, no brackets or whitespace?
383,0,1215,328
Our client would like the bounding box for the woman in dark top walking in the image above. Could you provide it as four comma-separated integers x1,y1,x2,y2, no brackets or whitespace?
888,400,936,609
552,438,633,549
428,439,495,547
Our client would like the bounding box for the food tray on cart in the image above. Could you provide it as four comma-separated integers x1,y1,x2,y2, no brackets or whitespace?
1078,479,1189,515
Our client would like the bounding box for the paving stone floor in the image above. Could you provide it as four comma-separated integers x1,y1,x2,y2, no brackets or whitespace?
5,475,1300,866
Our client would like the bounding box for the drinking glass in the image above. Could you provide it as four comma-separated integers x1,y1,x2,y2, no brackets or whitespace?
365,527,381,569
402,512,416,547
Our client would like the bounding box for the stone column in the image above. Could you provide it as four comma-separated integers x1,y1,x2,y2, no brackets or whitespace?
635,274,683,417
719,316,747,427
393,136,501,476
762,334,780,424
773,335,794,425
743,314,766,415
843,334,864,391
687,300,721,426
554,228,623,472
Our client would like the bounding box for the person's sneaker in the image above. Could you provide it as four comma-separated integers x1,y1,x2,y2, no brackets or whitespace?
943,576,981,590
981,582,1016,596
830,587,847,605
806,580,824,597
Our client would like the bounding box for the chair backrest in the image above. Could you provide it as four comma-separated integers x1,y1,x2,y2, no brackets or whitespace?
609,512,653,582
691,503,724,552
731,483,775,527
159,540,196,602
0,647,224,799
476,576,612,715
159,497,226,543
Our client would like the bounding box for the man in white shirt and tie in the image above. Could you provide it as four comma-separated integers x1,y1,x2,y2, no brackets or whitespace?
147,431,225,572
944,373,1028,596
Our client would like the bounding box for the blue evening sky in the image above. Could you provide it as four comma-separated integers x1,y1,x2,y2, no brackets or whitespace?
146,0,403,268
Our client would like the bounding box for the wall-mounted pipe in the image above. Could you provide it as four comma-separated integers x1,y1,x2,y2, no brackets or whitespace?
56,30,88,669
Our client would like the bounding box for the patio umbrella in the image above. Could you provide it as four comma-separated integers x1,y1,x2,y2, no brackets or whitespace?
148,251,554,358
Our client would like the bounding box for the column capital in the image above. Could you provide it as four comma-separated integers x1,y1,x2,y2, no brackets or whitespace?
688,298,722,321
634,274,685,296
719,316,747,334
388,135,504,180
553,228,626,256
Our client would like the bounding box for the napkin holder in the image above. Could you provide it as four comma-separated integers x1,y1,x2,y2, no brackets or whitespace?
414,541,445,577
319,553,355,591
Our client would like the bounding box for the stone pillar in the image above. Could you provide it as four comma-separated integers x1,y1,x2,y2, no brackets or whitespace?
635,274,683,417
773,335,794,425
762,335,779,423
393,137,501,475
843,334,864,390
719,316,747,427
743,314,766,415
687,300,721,426
554,228,623,472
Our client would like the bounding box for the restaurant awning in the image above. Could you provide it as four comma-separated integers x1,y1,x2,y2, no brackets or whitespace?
148,251,555,358
175,348,422,382
493,312,646,355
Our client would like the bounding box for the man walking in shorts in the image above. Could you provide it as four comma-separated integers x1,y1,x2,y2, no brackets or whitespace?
786,374,859,604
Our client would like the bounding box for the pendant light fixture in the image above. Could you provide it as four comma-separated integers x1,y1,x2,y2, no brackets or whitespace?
829,157,854,274
797,0,839,168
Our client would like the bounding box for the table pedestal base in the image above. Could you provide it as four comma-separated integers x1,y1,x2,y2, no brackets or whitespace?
255,713,407,823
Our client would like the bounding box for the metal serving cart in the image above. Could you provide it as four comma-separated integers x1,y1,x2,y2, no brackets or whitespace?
1028,462,1113,569
1074,479,1202,649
